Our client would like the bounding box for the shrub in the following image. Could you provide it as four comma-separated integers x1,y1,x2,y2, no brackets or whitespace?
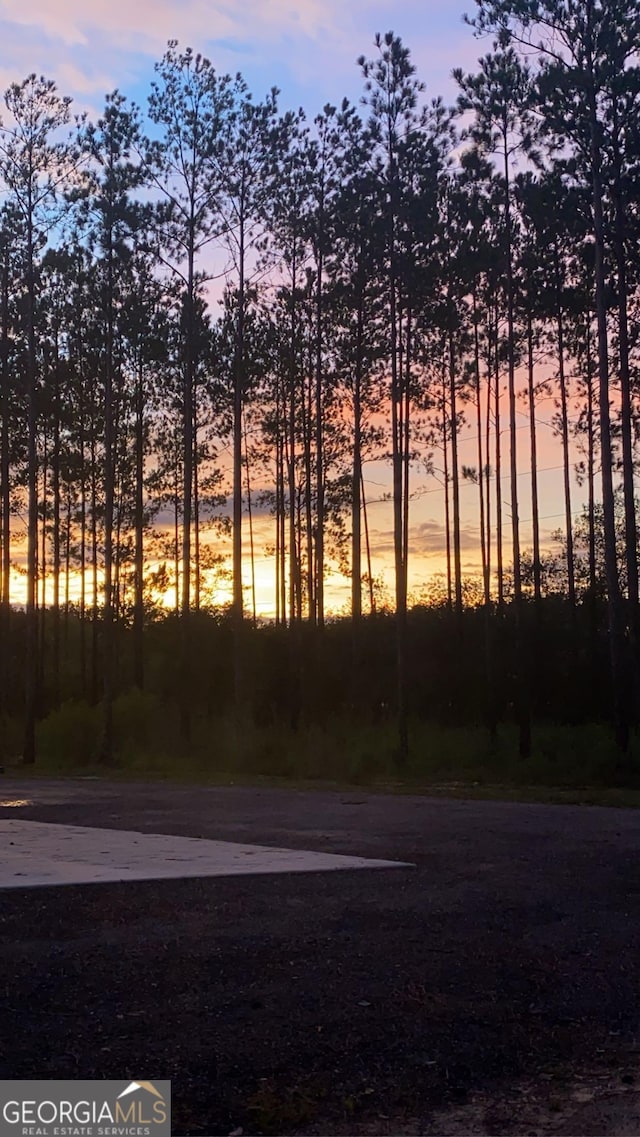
37,701,100,769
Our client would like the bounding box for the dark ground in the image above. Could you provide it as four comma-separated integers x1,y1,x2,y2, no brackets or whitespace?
1,778,639,1135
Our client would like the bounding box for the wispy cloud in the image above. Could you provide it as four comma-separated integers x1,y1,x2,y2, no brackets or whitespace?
0,0,356,59
0,0,475,110
371,517,481,561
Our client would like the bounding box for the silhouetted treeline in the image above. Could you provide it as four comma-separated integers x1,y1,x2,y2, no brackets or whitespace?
2,0,640,766
0,599,624,771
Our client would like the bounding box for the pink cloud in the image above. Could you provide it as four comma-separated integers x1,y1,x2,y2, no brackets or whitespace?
0,0,335,54
0,0,475,103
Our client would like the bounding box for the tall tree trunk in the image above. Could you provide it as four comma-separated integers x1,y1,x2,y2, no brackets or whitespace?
473,290,489,605
76,318,87,697
503,136,521,603
403,308,412,607
586,317,597,599
244,412,257,627
90,417,99,705
275,413,282,627
180,233,195,742
494,307,504,613
315,245,325,629
100,227,116,764
64,484,71,645
233,207,246,708
442,359,453,611
484,326,492,603
287,264,301,728
23,205,38,764
449,325,463,616
361,470,375,616
475,291,495,734
352,292,364,623
0,244,10,710
133,354,144,689
612,126,638,613
389,176,408,763
586,30,630,752
193,400,200,614
555,270,575,608
277,379,287,627
52,333,61,708
527,308,542,605
503,136,530,757
40,427,47,693
303,345,314,622
80,423,87,698
288,260,300,628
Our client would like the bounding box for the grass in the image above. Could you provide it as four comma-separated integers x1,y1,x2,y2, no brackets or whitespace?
1,694,640,809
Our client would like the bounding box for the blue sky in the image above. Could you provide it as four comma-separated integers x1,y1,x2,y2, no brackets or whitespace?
0,0,488,119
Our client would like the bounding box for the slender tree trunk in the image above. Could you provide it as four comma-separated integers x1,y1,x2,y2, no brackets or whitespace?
389,173,408,762
39,427,47,700
133,354,144,689
494,307,504,612
361,469,375,615
351,293,364,710
449,325,463,616
23,206,39,764
52,333,61,707
193,405,200,613
233,206,246,708
315,242,325,629
586,317,597,598
352,291,364,623
277,380,287,628
64,484,71,645
0,245,10,709
403,308,411,606
296,485,303,623
275,419,281,626
527,309,542,605
442,358,453,611
100,224,116,764
80,437,87,697
555,275,575,608
288,260,299,627
303,343,314,622
180,232,195,742
171,449,179,618
90,419,99,706
612,132,638,612
475,294,496,734
287,262,301,728
244,412,257,627
504,137,521,603
76,320,87,697
504,134,530,758
473,290,489,604
485,330,492,602
587,37,630,752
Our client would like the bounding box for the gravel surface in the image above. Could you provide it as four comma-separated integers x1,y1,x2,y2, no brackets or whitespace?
1,778,639,1135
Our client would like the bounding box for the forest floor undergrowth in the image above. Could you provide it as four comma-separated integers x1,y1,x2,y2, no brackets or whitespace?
3,699,640,808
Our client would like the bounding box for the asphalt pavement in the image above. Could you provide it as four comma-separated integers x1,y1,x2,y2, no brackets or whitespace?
1,778,639,1135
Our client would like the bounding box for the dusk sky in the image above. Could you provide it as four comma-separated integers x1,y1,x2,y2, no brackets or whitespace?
0,0,480,114
1,0,580,614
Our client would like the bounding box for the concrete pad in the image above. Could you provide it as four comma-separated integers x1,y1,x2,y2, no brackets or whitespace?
0,819,412,888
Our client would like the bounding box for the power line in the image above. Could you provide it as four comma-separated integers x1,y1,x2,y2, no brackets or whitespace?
363,461,571,508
